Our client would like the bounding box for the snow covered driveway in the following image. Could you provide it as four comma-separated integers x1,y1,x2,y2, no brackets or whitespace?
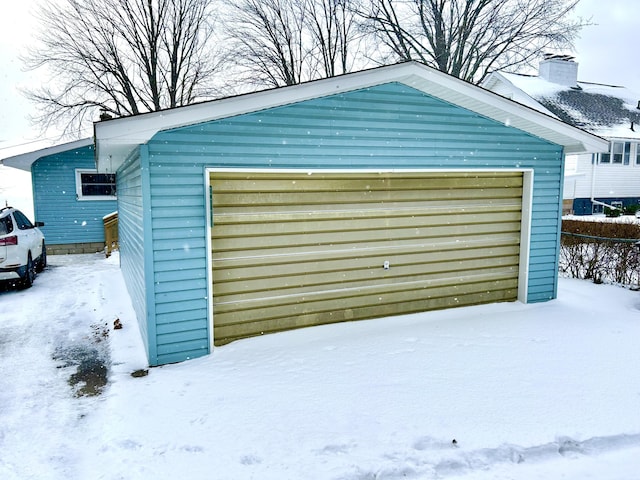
0,254,140,479
1,253,640,479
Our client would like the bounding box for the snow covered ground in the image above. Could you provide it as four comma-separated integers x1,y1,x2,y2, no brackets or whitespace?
1,253,639,480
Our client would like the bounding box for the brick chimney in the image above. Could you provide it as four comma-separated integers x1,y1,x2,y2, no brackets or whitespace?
539,54,578,87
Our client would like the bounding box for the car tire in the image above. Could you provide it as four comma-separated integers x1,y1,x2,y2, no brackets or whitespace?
36,242,47,273
20,253,35,289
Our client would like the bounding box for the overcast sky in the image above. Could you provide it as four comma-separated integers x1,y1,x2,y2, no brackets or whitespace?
0,0,638,156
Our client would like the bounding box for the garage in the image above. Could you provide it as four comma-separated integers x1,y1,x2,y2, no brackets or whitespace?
94,61,607,365
210,170,526,344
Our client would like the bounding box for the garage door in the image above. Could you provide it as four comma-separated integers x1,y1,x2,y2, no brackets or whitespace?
210,171,523,345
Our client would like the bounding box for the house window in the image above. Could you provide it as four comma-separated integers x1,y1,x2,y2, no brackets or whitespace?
623,142,631,165
611,142,626,164
75,169,116,200
600,142,631,164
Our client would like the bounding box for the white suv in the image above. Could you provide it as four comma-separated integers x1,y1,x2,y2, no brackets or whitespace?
0,207,46,288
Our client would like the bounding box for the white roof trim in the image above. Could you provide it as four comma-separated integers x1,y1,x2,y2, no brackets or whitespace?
1,138,94,171
94,62,608,172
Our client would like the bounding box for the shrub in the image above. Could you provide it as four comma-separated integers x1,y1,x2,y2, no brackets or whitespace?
604,206,622,217
623,204,640,216
560,219,640,285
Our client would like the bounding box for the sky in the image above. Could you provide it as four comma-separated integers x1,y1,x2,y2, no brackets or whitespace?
0,1,52,153
570,0,639,89
0,0,639,214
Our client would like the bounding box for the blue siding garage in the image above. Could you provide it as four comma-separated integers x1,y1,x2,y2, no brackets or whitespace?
99,62,608,366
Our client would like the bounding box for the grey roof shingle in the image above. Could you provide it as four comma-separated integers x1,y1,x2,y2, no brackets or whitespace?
537,88,640,131
494,72,640,139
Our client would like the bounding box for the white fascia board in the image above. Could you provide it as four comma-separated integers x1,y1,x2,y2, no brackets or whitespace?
95,64,421,171
1,137,94,171
94,62,609,173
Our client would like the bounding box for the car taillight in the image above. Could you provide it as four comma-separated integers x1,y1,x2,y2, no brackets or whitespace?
0,235,18,246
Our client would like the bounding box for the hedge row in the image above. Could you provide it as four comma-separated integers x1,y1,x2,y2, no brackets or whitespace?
559,219,640,285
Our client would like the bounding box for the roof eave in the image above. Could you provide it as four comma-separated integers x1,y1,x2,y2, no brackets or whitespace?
1,138,94,171
401,69,608,154
95,63,426,172
94,62,609,173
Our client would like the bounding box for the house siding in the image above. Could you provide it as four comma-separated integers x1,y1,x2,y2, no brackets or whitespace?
31,145,117,247
573,153,640,199
564,152,640,214
138,82,563,365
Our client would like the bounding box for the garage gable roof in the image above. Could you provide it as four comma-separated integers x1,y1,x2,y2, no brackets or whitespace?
1,138,93,171
94,61,608,172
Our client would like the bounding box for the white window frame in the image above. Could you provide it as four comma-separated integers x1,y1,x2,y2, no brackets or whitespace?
600,141,639,165
75,169,117,201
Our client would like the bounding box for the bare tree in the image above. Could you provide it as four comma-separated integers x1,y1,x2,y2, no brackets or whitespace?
306,0,365,78
24,0,223,136
225,0,371,88
359,0,586,83
225,0,307,87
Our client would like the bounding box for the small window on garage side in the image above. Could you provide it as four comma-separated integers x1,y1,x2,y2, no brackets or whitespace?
76,169,116,200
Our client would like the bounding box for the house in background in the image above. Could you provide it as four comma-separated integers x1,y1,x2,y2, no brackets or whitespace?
93,61,606,366
1,138,117,254
482,54,640,215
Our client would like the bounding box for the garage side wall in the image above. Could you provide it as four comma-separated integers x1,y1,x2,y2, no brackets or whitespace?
31,145,117,252
116,147,154,362
146,82,564,365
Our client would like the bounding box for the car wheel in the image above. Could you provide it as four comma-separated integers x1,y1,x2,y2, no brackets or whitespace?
20,253,35,289
36,242,47,273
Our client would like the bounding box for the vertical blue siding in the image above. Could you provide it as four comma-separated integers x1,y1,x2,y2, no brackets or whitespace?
124,82,564,365
32,145,117,245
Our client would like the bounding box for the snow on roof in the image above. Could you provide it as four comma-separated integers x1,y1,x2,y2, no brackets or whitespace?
499,72,640,140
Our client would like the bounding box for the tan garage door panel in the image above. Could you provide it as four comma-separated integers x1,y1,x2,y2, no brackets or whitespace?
211,171,522,344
